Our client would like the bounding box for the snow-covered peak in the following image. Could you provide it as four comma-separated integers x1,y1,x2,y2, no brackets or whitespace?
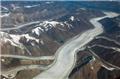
40,21,60,27
31,19,77,36
32,21,61,36
32,27,44,36
0,32,21,47
32,21,64,36
0,31,39,48
70,16,75,21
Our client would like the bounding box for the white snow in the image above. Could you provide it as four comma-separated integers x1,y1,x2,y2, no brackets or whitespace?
41,21,60,27
10,34,39,43
32,27,44,36
39,21,63,31
64,21,73,29
1,58,5,62
32,21,64,36
31,21,64,36
25,34,38,42
80,8,86,10
0,32,39,47
31,42,35,46
40,40,44,45
24,4,40,8
0,31,9,37
10,35,21,44
70,16,74,21
24,5,33,8
21,34,39,43
4,38,21,47
0,13,10,18
0,32,19,47
46,1,53,4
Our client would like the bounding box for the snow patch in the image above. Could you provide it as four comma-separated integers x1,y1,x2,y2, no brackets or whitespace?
70,16,74,21
1,58,5,62
40,40,44,45
41,21,60,27
80,8,86,10
64,21,73,29
46,1,53,4
21,34,39,43
0,32,39,46
24,4,40,8
31,42,35,46
32,27,44,36
10,34,21,44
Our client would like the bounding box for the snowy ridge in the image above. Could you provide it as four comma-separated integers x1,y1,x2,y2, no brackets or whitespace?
0,31,39,47
40,21,62,27
1,19,75,46
32,27,44,36
64,21,73,29
32,21,64,36
0,32,22,47
31,18,79,36
32,20,74,36
10,34,39,43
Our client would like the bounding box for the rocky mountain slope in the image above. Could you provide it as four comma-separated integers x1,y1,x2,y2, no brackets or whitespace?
1,1,120,79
